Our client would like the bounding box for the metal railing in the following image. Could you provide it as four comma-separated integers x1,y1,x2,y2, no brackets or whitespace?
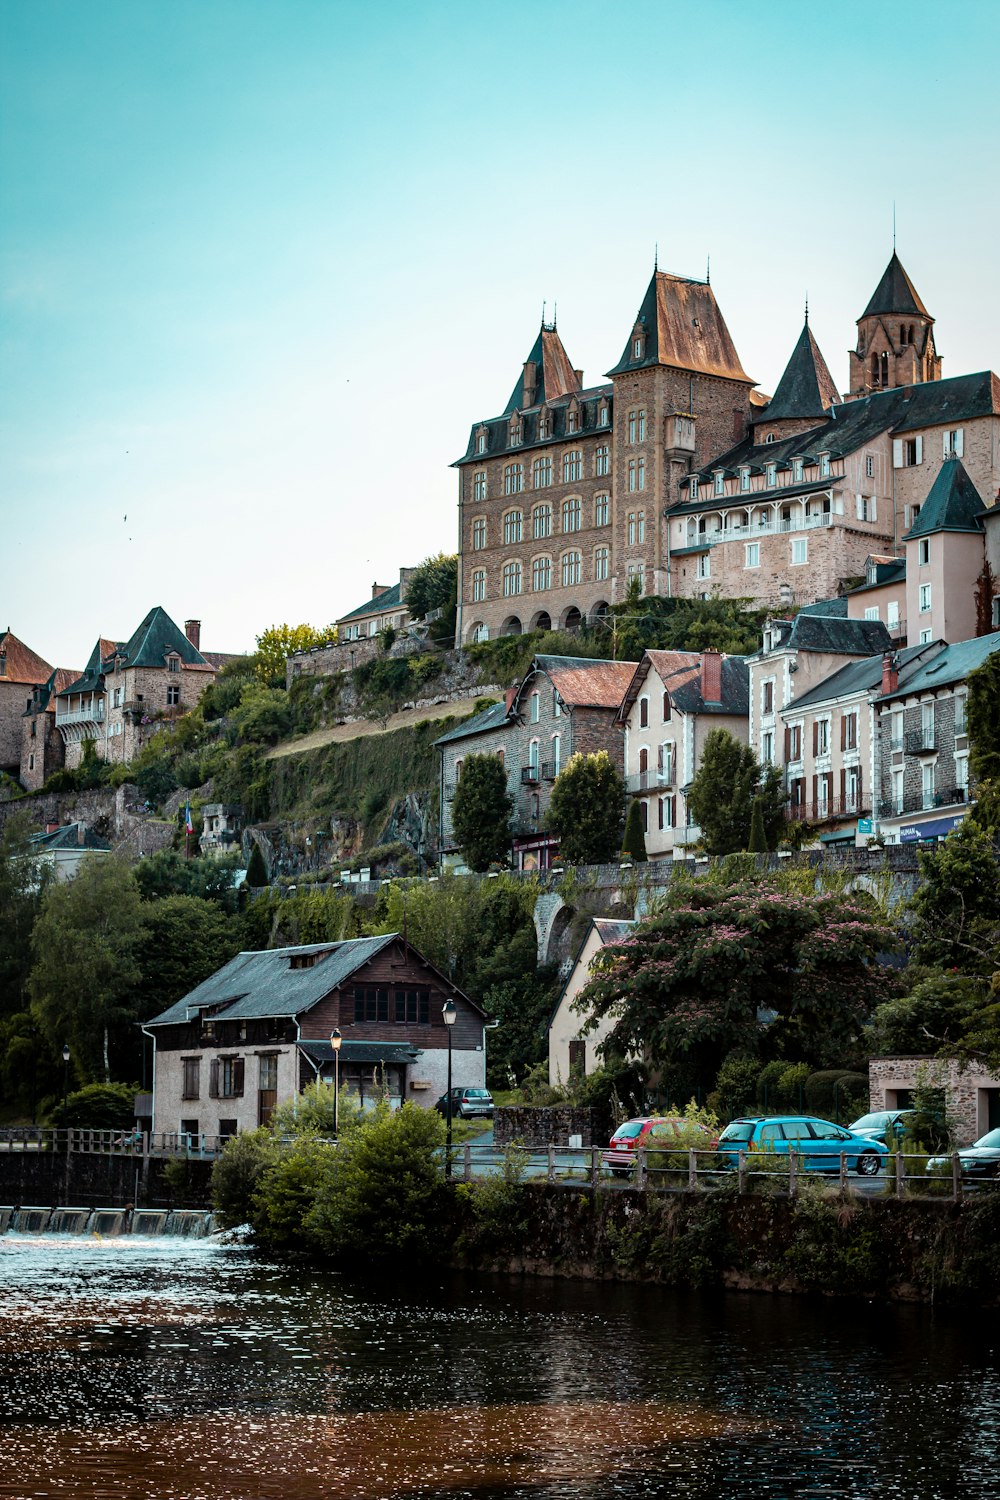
0,1128,229,1159
687,512,834,548
905,729,935,754
55,705,105,727
521,765,540,785
626,769,673,794
784,796,868,822
878,787,967,819
450,1143,996,1202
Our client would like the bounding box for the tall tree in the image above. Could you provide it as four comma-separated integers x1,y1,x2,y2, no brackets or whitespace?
575,876,897,1092
546,752,626,865
136,895,242,1024
254,624,336,685
967,650,1000,784
621,798,648,862
747,796,768,853
451,753,513,872
686,729,785,854
29,855,147,1083
403,554,458,622
907,819,1000,976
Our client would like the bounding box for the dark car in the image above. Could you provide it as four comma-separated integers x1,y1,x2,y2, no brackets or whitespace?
849,1109,920,1144
434,1087,494,1120
927,1127,1000,1179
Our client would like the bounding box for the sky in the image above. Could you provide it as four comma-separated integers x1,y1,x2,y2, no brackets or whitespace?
2,0,999,668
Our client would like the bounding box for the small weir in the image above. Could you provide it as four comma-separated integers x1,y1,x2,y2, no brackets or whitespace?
0,1205,216,1237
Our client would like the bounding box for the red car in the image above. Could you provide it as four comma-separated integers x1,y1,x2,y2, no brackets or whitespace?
602,1116,717,1176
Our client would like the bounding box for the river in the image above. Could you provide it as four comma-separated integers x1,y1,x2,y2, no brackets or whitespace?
1,1233,998,1499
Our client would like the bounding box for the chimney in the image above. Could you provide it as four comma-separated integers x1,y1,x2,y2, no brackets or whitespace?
573,368,583,387
701,649,723,705
372,581,392,599
184,620,201,651
46,822,59,834
522,360,537,408
881,651,898,696
77,823,85,846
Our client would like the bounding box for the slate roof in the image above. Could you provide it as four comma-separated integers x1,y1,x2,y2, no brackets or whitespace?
0,631,52,686
675,371,1000,505
787,643,937,713
338,580,404,623
503,324,581,416
120,606,212,671
761,322,840,423
902,458,987,540
617,650,749,724
797,596,849,618
456,385,612,465
547,917,636,1031
776,614,893,656
23,667,79,716
146,935,399,1026
298,1038,421,1065
60,638,117,697
433,700,510,748
607,271,754,383
862,252,930,319
876,631,1000,702
27,823,111,853
847,560,906,596
530,655,639,710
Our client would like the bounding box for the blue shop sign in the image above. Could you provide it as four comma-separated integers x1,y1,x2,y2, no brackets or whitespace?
857,818,873,834
898,813,965,843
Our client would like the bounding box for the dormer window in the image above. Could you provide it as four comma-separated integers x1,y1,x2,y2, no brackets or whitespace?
566,408,579,434
766,462,777,487
598,403,609,427
689,476,699,501
538,410,550,440
739,467,750,492
765,432,777,444
633,334,645,360
713,471,725,497
167,656,180,673
819,452,831,478
792,459,803,482
476,431,487,455
509,418,522,447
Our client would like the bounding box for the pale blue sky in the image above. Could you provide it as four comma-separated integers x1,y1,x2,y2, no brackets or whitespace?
2,0,998,666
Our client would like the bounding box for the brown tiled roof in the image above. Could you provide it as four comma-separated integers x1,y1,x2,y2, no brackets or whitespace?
0,631,53,685
617,650,749,722
534,655,639,709
608,272,754,384
199,651,243,671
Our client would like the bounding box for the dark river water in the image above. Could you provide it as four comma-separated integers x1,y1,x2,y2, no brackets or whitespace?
1,1234,998,1500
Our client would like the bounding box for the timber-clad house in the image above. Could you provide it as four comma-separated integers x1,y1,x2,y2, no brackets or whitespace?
144,934,486,1142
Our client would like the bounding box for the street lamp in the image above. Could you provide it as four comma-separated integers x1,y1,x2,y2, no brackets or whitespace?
329,1030,342,1139
442,999,457,1177
61,1043,71,1137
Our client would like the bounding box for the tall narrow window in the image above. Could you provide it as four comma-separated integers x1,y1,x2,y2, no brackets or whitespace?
472,517,487,550
532,556,551,591
503,510,522,545
561,497,581,532
533,503,551,539
561,551,581,587
594,545,609,581
502,561,521,597
594,493,609,527
594,444,610,477
473,471,487,501
562,450,582,483
472,570,486,602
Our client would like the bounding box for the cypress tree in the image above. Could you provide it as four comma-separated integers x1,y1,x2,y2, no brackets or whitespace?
747,796,768,853
621,798,648,862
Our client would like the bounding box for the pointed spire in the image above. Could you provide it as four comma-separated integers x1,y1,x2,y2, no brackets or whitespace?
903,458,987,540
503,322,580,414
654,242,658,272
706,253,710,285
761,319,839,423
862,251,929,319
804,293,809,326
607,265,752,382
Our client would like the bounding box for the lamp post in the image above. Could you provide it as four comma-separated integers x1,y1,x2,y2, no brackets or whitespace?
442,998,457,1178
330,1030,342,1139
61,1043,70,1142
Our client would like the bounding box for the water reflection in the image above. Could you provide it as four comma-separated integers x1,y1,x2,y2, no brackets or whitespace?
0,1235,997,1499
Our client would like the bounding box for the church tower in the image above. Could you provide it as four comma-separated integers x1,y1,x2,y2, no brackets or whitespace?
848,252,942,398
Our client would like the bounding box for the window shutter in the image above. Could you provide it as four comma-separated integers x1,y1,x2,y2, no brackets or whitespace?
857,765,863,800
784,726,791,759
955,428,964,457
233,1058,245,1097
915,435,923,464
855,493,864,519
839,768,846,803
811,775,818,810
943,431,949,459
892,438,903,469
812,721,818,755
209,1060,220,1099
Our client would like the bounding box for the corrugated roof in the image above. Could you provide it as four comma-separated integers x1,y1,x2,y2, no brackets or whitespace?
862,252,930,319
902,457,987,540
27,823,111,853
762,322,840,423
145,934,398,1026
607,270,754,383
531,655,638,709
433,700,510,747
877,630,1000,702
0,631,52,686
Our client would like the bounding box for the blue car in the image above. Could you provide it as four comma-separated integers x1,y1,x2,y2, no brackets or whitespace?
717,1116,890,1176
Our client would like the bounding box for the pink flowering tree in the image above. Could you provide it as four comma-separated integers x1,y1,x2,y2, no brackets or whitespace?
574,877,899,1094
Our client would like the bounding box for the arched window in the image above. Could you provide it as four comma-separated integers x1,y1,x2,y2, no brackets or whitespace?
473,471,487,501
639,697,649,729
503,510,522,544
502,560,522,597
594,493,609,527
594,444,610,477
532,556,551,591
471,569,486,602
503,463,523,495
532,456,552,488
561,497,581,533
533,503,551,539
472,517,487,549
594,545,609,581
561,550,582,587
562,450,582,483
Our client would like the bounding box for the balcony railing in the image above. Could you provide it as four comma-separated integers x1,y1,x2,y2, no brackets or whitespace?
521,765,540,786
55,704,105,727
879,788,967,819
540,762,558,782
888,618,907,640
785,796,869,823
905,730,936,754
687,512,834,548
626,768,675,794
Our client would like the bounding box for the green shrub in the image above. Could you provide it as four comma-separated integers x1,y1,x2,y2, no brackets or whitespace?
251,1134,341,1255
46,1082,137,1130
211,1128,278,1228
803,1069,868,1122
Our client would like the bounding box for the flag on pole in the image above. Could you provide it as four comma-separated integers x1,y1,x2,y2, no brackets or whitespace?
185,800,194,835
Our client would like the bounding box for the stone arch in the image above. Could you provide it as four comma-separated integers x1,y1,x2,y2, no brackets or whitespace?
500,615,523,636
589,600,610,624
559,604,583,632
464,619,488,644
529,609,552,633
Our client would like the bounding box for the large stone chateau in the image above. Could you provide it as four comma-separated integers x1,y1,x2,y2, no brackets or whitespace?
453,254,1000,644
